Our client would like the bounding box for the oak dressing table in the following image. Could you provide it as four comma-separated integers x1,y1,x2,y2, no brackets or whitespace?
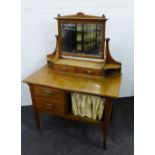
23,12,122,149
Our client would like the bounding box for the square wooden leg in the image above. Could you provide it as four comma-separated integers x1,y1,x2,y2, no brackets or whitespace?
102,97,114,149
32,106,40,129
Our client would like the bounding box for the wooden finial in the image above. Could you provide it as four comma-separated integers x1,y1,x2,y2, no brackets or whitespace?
102,14,105,18
77,12,84,16
57,14,61,17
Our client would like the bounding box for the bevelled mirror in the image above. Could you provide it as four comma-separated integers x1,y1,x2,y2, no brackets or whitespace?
61,22,103,58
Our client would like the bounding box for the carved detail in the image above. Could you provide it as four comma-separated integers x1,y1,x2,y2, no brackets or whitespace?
55,12,106,20
47,35,59,63
105,38,121,65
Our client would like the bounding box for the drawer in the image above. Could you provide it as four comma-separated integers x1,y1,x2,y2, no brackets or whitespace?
35,98,68,115
77,68,101,76
54,65,75,73
33,85,67,102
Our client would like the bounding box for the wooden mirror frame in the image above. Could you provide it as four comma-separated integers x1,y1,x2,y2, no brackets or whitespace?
55,12,107,59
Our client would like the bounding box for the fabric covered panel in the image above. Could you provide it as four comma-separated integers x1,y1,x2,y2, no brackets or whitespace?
71,92,105,120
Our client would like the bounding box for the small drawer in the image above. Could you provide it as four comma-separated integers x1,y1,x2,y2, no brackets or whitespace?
35,98,68,115
77,68,101,76
33,85,66,102
54,65,75,73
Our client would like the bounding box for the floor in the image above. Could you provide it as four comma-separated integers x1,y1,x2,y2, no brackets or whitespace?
21,97,134,155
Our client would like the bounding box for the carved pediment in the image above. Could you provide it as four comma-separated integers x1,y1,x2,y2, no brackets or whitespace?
56,12,107,20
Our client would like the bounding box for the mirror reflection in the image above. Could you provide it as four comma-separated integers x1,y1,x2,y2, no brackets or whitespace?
61,23,102,57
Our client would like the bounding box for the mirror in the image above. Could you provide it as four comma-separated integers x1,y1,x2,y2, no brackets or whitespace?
61,23,103,58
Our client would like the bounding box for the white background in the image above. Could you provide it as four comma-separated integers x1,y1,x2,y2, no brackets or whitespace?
21,0,134,105
1,0,155,155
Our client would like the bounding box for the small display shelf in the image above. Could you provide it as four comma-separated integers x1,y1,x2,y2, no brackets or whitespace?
64,114,103,126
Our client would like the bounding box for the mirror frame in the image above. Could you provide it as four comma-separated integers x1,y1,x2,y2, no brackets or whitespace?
56,13,107,59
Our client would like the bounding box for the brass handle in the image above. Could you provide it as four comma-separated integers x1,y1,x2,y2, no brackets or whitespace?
42,90,53,96
45,104,55,110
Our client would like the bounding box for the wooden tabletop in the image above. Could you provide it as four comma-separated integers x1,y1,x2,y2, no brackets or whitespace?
23,65,122,98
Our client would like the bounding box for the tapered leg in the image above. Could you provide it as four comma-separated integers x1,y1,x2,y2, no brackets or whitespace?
110,103,114,123
103,127,108,150
28,84,41,131
32,106,40,129
102,98,113,149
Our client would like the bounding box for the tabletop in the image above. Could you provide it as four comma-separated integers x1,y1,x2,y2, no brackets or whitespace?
23,65,122,98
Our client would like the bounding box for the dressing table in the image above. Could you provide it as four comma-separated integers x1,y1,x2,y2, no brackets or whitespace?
23,12,122,149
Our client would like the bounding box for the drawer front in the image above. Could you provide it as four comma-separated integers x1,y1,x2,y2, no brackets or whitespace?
35,98,68,115
54,65,75,73
33,85,66,102
77,68,101,76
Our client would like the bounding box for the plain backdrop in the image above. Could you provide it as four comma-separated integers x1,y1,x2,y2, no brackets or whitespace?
21,0,133,105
